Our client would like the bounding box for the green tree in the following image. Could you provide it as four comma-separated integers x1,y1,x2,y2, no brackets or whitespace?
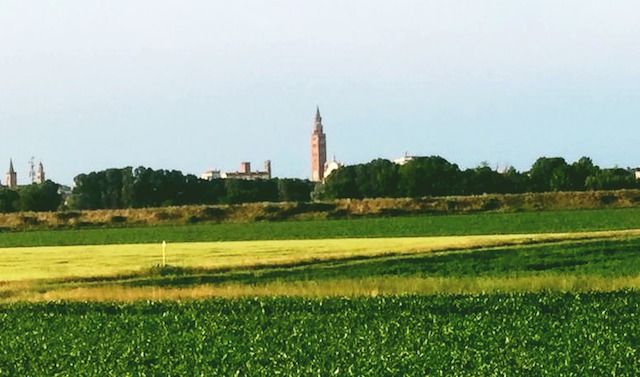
585,168,637,190
502,166,528,193
462,165,512,195
356,159,400,198
529,157,571,192
398,156,461,197
568,157,598,191
70,172,103,209
277,179,313,202
0,189,19,213
224,179,278,204
323,165,360,199
18,181,62,212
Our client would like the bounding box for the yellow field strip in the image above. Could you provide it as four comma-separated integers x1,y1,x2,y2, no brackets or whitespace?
4,275,640,303
1,229,640,283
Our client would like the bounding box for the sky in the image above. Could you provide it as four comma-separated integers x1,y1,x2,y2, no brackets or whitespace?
1,0,639,185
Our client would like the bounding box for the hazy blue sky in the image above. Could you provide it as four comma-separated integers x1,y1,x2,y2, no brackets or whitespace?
1,1,639,184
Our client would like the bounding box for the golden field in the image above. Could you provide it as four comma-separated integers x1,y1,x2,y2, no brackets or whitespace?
2,229,640,283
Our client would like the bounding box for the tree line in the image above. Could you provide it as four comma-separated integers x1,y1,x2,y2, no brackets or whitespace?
1,156,637,213
0,181,62,212
68,167,314,210
317,156,639,199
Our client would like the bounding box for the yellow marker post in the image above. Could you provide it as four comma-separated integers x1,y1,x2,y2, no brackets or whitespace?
162,240,167,267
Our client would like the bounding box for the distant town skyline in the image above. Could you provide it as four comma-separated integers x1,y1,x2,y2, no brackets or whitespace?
1,1,639,185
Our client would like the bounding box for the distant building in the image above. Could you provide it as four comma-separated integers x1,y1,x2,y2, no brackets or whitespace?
202,161,272,181
311,107,327,182
393,153,423,166
635,170,640,181
2,159,47,188
35,162,46,184
5,160,17,189
323,156,342,180
200,170,221,180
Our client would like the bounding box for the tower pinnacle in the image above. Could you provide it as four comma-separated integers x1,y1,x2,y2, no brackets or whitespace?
36,161,45,184
6,159,17,189
310,107,327,182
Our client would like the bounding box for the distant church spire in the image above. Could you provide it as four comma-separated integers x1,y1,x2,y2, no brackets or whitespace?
6,159,17,189
310,107,327,182
36,162,45,184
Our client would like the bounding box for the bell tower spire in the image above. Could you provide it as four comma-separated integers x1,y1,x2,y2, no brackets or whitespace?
36,161,45,184
310,107,327,182
6,159,17,189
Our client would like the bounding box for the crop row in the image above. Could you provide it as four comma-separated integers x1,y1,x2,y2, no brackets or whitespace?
0,292,638,375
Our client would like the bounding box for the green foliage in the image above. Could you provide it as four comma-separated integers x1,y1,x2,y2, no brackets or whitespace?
320,155,639,200
586,168,638,191
569,157,598,190
529,157,570,192
0,183,62,213
399,156,462,197
276,178,314,202
63,156,640,209
461,165,511,195
356,159,400,198
69,167,314,210
72,167,226,209
224,179,278,204
2,207,640,248
17,181,62,212
0,189,19,213
322,159,402,199
323,164,360,198
1,293,639,375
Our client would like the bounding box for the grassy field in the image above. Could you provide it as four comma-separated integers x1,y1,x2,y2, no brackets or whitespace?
3,231,628,282
3,207,640,247
1,293,639,375
132,236,640,286
1,207,640,301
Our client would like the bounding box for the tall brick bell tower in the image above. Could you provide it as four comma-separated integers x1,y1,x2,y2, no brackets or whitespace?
310,106,327,182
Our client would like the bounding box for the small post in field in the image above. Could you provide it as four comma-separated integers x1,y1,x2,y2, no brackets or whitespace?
162,240,167,267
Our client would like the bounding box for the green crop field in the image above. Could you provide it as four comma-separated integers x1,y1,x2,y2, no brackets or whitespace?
1,208,640,374
3,207,640,248
1,293,639,376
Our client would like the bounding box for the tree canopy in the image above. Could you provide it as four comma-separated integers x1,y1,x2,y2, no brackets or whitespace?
318,156,640,199
68,167,314,210
0,181,62,213
0,155,637,213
